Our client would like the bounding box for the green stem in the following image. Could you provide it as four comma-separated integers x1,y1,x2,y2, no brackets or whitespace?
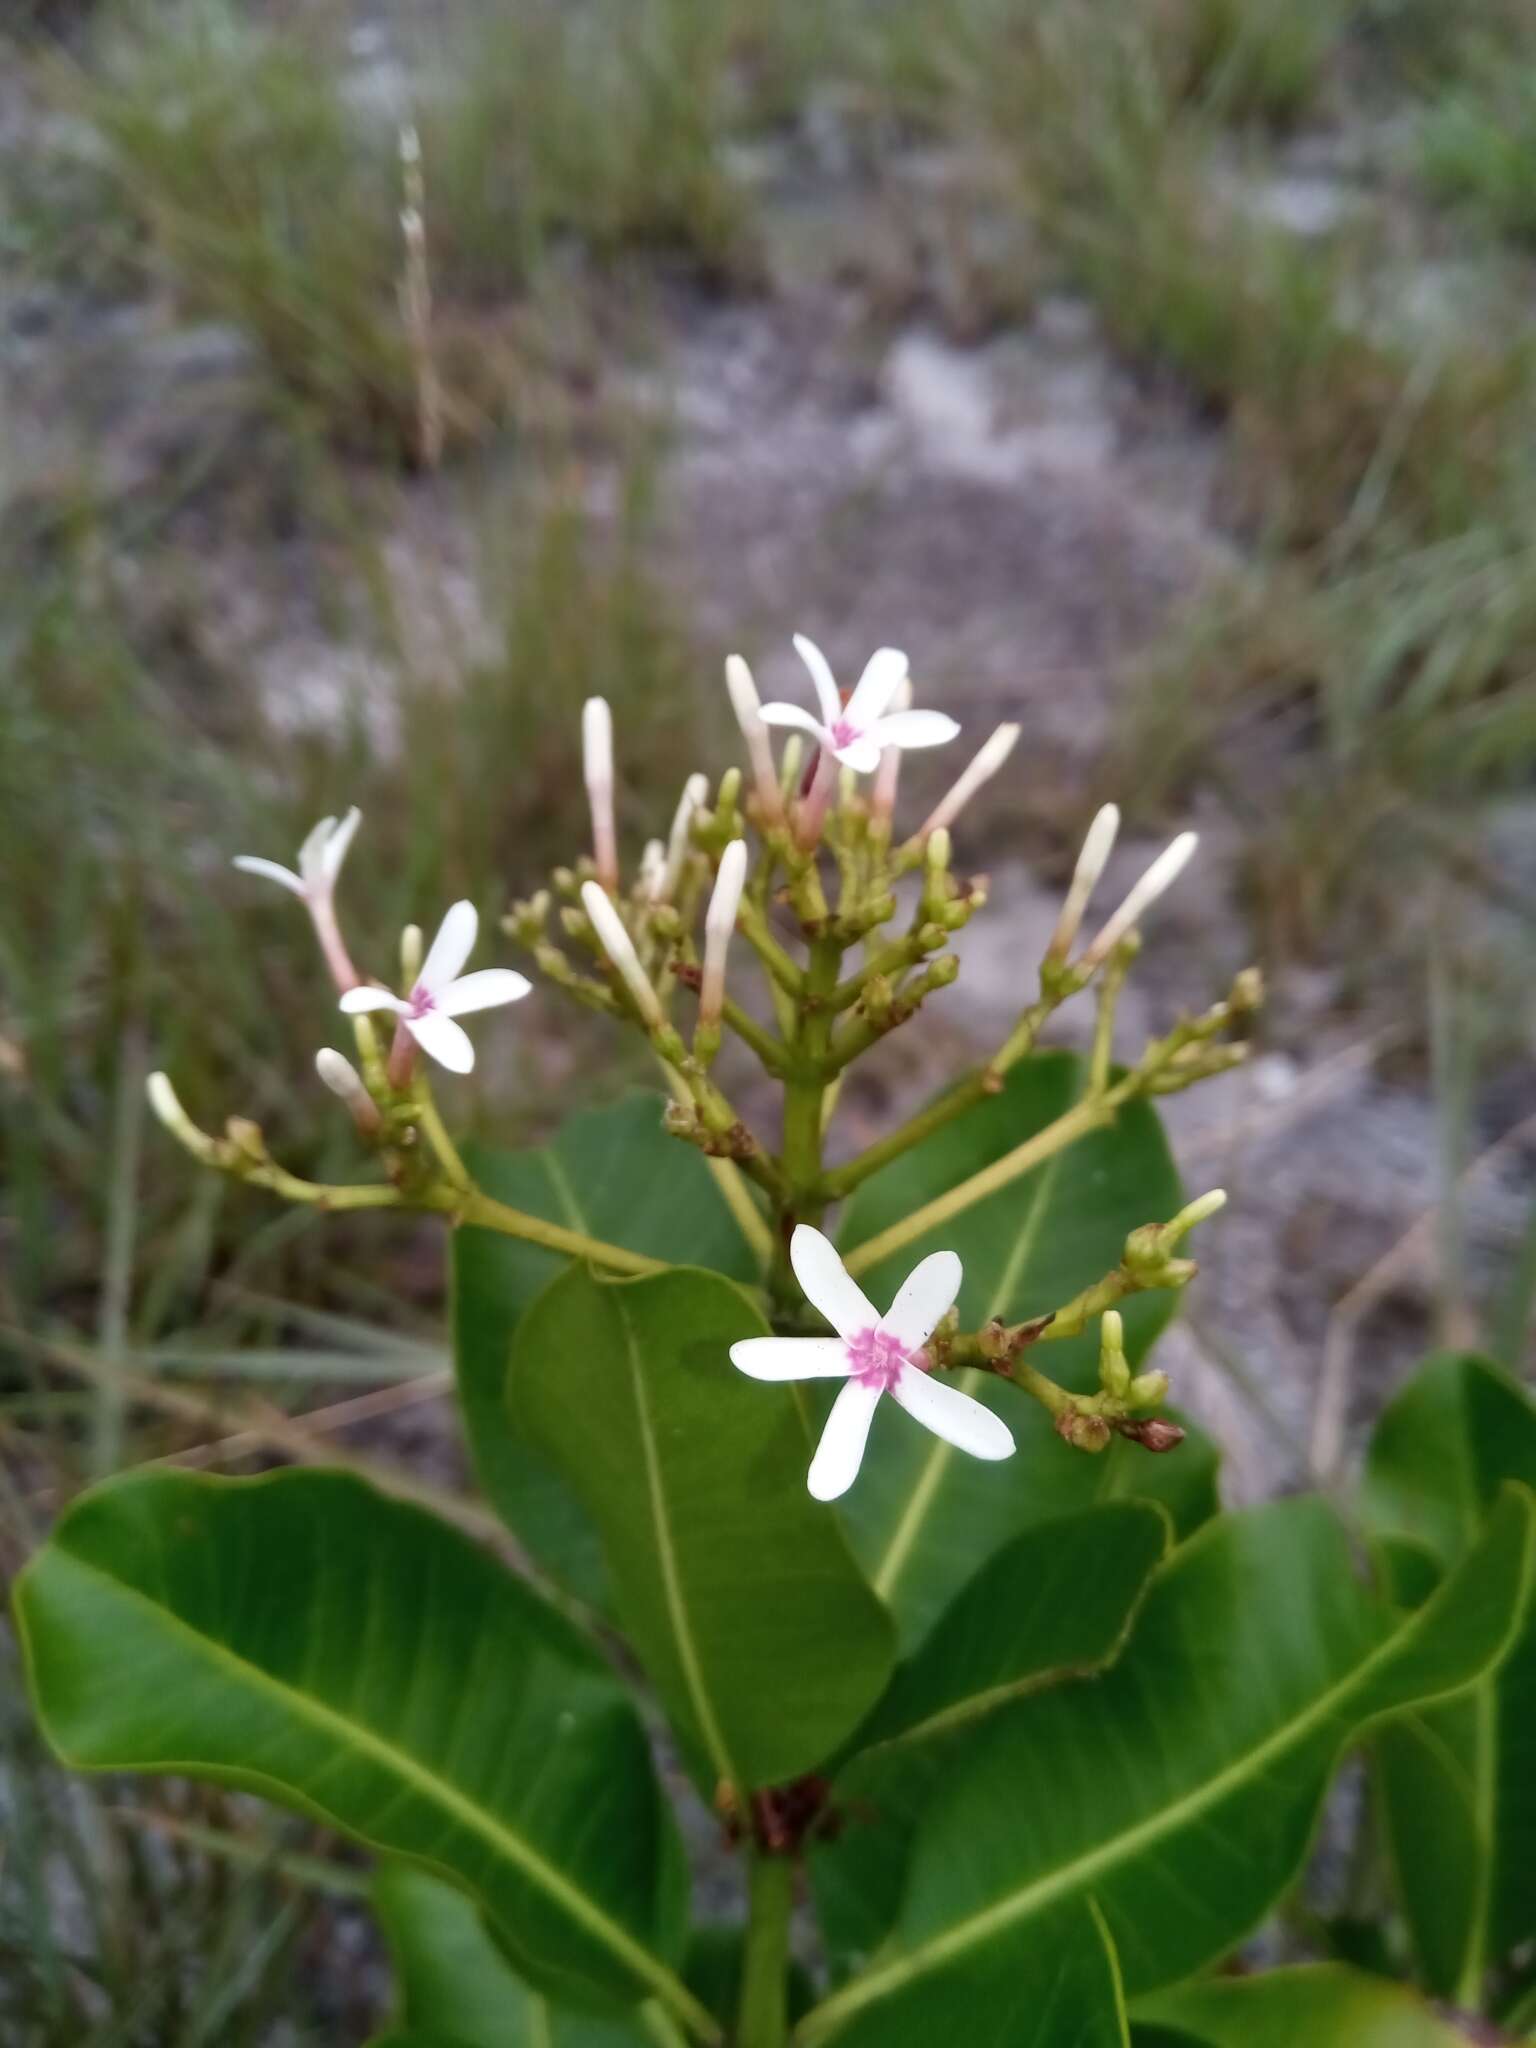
738,1852,794,2048
455,1189,667,1276
720,996,793,1076
413,1080,470,1190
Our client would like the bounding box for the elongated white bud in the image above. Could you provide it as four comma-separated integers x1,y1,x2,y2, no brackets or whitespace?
918,722,1021,839
871,677,913,826
1079,831,1198,969
146,1071,221,1163
582,697,618,892
700,839,748,1027
400,923,423,985
315,1048,381,1134
638,837,666,903
725,655,785,824
581,880,664,1027
1046,803,1121,963
662,773,708,898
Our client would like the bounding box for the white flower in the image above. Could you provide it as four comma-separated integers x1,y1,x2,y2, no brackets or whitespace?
759,636,959,775
339,900,530,1074
234,808,362,903
730,1225,1014,1500
234,809,364,990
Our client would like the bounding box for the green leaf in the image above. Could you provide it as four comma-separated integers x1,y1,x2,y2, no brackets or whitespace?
834,1052,1190,1646
793,1487,1535,2048
1133,1963,1472,2047
812,1502,1172,1970
514,1263,896,1793
371,1861,651,2047
1361,1353,1536,1997
453,1093,762,1606
17,1469,708,2032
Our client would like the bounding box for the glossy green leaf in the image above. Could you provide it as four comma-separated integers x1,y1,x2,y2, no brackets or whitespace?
1362,1353,1536,1998
812,1502,1171,1969
514,1263,896,1793
371,1862,651,2047
834,1051,1188,1645
453,1093,762,1605
17,1469,704,2029
1133,1963,1472,2047
794,1487,1535,2048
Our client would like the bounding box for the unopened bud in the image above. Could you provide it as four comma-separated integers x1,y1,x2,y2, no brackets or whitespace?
699,839,748,1030
1098,1309,1131,1397
315,1048,382,1134
1079,831,1198,971
1169,1188,1227,1241
146,1072,223,1165
1055,1408,1112,1454
1047,803,1120,963
926,827,952,876
1129,1369,1170,1409
918,722,1021,840
725,655,785,825
663,774,709,898
1118,1416,1186,1452
778,733,804,799
399,923,423,985
580,880,664,1028
638,838,666,903
225,1116,267,1165
582,697,618,892
871,677,913,826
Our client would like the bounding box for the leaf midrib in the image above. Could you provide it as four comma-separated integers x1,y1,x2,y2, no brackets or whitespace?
797,1509,1528,2044
616,1294,745,1798
32,1546,686,2013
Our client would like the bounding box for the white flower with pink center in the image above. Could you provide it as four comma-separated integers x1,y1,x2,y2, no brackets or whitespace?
730,1224,1015,1500
339,900,530,1075
758,636,959,775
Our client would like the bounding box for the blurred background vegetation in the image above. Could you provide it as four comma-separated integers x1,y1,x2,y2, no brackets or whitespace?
3,0,1536,2038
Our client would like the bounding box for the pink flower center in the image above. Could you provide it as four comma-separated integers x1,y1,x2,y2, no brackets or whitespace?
828,717,861,751
845,1325,908,1391
408,984,436,1018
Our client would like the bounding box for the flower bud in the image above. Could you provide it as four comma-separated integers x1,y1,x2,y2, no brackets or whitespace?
580,880,664,1028
871,677,913,827
700,839,748,1029
1047,804,1120,963
1098,1308,1131,1397
663,774,709,898
399,923,423,985
582,697,618,892
638,838,666,903
1055,1408,1112,1454
725,655,785,825
1079,831,1198,971
1129,1369,1170,1410
315,1048,382,1134
917,722,1021,840
145,1072,224,1165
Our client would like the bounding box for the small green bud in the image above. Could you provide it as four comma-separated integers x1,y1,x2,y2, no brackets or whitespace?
1098,1309,1131,1397
1128,1369,1169,1410
224,1116,267,1166
651,903,683,942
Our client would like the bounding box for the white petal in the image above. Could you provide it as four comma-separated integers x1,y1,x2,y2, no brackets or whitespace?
792,634,842,727
436,968,532,1016
418,900,479,994
760,702,830,746
867,709,960,752
790,1225,879,1339
297,815,337,887
321,805,363,883
808,1379,883,1501
843,647,909,730
892,1364,1015,1461
881,1250,963,1352
831,735,883,775
406,1010,476,1073
729,1337,851,1381
232,856,306,896
339,986,410,1015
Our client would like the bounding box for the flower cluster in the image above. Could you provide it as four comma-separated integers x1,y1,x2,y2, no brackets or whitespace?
150,627,1250,1499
